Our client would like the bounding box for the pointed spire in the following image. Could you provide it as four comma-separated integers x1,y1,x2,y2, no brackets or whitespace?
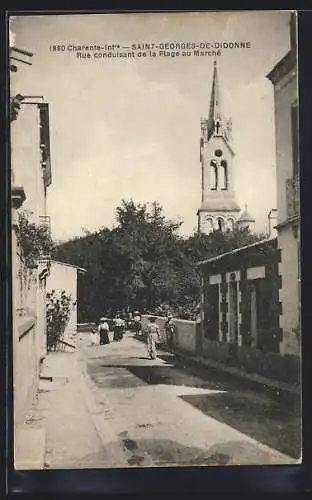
205,60,233,144
207,60,223,140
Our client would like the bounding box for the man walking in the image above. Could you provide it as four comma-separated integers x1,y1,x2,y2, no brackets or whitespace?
146,316,161,360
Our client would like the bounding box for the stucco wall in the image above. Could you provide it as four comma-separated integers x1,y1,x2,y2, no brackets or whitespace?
278,228,300,356
14,317,39,427
46,262,78,340
174,319,200,354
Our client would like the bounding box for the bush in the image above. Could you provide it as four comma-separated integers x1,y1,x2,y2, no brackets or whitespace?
46,290,74,351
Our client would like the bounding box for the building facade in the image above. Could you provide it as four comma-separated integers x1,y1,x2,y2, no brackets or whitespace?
197,239,281,353
197,61,255,235
267,12,300,357
10,46,53,430
196,238,299,385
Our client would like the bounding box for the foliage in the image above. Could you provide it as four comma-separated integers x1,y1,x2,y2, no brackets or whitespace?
46,289,73,351
53,200,266,322
182,226,267,263
16,210,55,267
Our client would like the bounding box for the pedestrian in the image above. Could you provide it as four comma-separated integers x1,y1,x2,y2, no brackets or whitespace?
90,328,98,346
133,310,142,336
113,314,125,342
164,315,175,347
145,316,161,360
98,317,110,345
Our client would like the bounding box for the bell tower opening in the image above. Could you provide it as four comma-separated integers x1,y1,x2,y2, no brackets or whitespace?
210,160,218,190
220,160,228,190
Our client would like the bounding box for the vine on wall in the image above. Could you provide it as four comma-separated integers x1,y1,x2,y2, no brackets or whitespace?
16,210,55,267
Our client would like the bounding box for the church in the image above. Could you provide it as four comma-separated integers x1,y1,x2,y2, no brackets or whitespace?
197,60,255,234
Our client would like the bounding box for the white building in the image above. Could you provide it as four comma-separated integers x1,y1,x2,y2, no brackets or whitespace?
10,53,52,430
46,260,87,347
267,12,300,356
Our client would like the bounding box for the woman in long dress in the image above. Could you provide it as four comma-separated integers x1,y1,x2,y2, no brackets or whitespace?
113,315,125,342
98,317,110,345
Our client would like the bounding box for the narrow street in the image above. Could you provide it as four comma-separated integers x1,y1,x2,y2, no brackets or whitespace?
70,330,300,468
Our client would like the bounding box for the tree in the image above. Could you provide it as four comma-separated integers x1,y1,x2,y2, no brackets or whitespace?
53,201,266,321
183,226,266,264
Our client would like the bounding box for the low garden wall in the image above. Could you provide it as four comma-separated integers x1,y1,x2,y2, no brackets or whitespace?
141,316,300,387
141,315,200,355
77,322,96,332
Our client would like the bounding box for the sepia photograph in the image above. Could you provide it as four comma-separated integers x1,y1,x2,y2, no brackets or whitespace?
9,10,301,471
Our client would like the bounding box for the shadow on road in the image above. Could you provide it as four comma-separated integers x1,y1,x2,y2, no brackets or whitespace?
86,349,301,461
179,392,301,460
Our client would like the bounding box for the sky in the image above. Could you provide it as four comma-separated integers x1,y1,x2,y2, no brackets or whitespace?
10,11,291,242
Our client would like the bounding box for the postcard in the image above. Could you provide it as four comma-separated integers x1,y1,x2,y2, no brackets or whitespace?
9,10,301,472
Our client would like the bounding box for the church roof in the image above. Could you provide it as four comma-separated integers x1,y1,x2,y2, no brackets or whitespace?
238,205,255,222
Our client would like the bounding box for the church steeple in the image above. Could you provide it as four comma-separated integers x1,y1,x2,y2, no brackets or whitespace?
207,60,223,140
198,60,240,235
201,60,232,146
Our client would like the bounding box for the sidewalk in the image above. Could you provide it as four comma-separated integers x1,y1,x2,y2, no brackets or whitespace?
134,334,300,400
17,348,128,469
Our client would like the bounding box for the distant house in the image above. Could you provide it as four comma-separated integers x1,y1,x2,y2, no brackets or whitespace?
46,260,87,343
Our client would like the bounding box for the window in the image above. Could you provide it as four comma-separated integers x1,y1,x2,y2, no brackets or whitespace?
220,160,228,190
206,217,213,232
217,218,224,231
228,218,234,231
210,160,218,190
